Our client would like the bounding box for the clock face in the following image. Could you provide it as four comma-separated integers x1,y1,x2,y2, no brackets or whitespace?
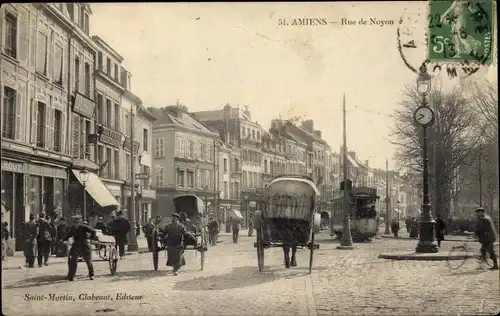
414,106,434,125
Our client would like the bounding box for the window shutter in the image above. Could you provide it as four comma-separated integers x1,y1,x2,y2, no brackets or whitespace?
71,113,80,157
44,105,51,150
18,7,29,65
61,112,66,154
30,99,37,144
15,90,23,141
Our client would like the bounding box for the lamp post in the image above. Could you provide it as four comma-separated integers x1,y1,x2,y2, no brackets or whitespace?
127,104,138,252
397,200,401,223
414,63,438,253
79,170,90,222
244,195,249,228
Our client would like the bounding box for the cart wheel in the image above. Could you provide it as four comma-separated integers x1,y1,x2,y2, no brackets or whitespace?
108,245,118,275
256,229,265,272
309,232,315,274
152,229,159,271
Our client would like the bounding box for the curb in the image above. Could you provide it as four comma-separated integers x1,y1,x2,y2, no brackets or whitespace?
379,235,474,242
378,252,469,261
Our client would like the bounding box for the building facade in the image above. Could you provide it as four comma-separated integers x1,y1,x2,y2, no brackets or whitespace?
149,105,219,218
1,3,99,250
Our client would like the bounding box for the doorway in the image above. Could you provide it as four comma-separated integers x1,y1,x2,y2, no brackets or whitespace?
14,174,24,251
43,177,54,218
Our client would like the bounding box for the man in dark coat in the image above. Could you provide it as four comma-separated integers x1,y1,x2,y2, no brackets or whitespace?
48,217,57,255
162,213,196,275
55,217,69,257
435,214,446,247
409,217,419,238
37,213,54,267
207,218,219,246
142,219,155,252
63,215,96,281
231,219,241,244
23,214,39,268
112,211,130,259
391,218,400,237
475,208,499,270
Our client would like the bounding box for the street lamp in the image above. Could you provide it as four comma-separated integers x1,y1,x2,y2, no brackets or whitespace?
414,63,438,253
244,195,249,227
79,169,90,222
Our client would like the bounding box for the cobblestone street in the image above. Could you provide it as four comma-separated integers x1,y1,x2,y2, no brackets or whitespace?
2,233,499,315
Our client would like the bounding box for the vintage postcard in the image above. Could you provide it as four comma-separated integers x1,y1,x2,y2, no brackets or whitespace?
1,2,498,315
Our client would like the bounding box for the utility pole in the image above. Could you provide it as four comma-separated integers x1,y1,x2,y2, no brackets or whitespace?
478,142,483,207
127,104,138,251
385,158,391,234
337,93,353,249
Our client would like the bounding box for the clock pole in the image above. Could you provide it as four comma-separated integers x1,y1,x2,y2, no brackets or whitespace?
414,63,438,253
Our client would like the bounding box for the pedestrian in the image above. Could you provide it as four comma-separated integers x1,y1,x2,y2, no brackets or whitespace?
474,208,499,270
226,216,232,233
142,218,155,252
231,219,241,243
63,215,96,281
162,213,196,275
405,217,411,233
207,218,219,246
23,214,38,268
112,211,130,259
248,217,254,237
36,213,53,267
55,217,69,257
409,217,419,239
2,221,9,262
391,218,400,238
48,216,57,255
435,214,446,247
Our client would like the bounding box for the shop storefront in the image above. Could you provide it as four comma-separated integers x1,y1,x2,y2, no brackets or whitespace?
1,158,68,251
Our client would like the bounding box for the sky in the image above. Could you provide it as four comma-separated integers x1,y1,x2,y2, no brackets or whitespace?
89,2,497,171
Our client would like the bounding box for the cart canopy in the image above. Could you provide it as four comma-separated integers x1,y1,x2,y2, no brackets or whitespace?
173,194,205,218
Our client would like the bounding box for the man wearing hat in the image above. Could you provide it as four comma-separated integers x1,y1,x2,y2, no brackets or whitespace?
36,213,54,267
161,213,196,275
62,215,96,281
474,208,498,270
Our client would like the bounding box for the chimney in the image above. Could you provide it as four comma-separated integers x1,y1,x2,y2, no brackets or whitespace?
301,119,314,132
314,130,322,138
365,160,369,167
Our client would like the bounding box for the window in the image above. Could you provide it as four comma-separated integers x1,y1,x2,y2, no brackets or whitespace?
36,102,46,147
74,56,80,92
241,127,245,136
155,138,164,157
177,169,185,187
105,99,112,127
106,148,112,178
4,13,17,58
257,131,260,139
114,64,119,81
114,150,119,179
2,86,16,139
156,167,164,187
97,145,104,166
223,158,228,173
106,57,111,75
264,159,268,173
252,130,255,139
188,140,194,157
83,12,89,34
84,63,91,96
200,142,206,159
85,119,91,155
247,128,250,136
96,94,104,124
97,52,103,71
53,44,63,84
113,103,120,130
36,32,48,75
187,170,194,188
143,129,148,151
234,158,239,171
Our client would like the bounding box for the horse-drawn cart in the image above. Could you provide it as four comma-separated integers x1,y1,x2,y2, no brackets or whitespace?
253,175,321,274
151,194,208,271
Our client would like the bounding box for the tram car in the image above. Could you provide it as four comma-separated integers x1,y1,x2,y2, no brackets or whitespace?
331,186,380,242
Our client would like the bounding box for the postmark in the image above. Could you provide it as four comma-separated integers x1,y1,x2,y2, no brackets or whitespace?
396,3,491,80
427,0,493,65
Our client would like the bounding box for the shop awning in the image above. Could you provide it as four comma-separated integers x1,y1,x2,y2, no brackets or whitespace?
71,170,120,208
228,209,244,220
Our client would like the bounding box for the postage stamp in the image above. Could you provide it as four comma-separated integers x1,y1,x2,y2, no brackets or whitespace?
427,0,494,65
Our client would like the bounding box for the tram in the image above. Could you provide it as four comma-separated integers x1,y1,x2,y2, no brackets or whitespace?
331,186,380,242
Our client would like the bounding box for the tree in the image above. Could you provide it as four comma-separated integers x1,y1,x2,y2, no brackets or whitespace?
466,79,498,142
390,86,480,219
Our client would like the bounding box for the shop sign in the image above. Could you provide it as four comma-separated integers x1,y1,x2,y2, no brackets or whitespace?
72,92,96,119
1,160,24,173
99,126,123,147
135,173,149,180
123,137,141,154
